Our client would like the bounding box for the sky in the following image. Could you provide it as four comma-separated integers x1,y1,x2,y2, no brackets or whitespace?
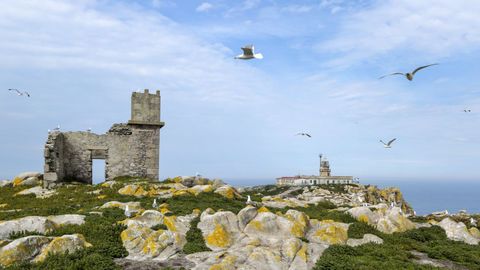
1,0,480,184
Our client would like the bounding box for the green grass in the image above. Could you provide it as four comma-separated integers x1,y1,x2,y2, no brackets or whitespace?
183,217,211,254
315,225,480,270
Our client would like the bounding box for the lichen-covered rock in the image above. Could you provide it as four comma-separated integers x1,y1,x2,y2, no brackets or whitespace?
376,207,416,234
14,186,57,198
99,201,142,212
438,218,479,245
0,180,11,188
348,205,415,234
33,234,92,262
346,234,383,247
120,210,198,261
198,211,242,250
306,219,349,245
118,184,148,197
469,227,480,239
121,210,164,228
100,181,117,188
237,206,258,231
0,236,51,266
0,215,87,240
0,234,90,266
214,185,243,200
187,185,213,196
12,172,42,187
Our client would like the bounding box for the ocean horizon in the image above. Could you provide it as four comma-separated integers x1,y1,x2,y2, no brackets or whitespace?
226,178,480,215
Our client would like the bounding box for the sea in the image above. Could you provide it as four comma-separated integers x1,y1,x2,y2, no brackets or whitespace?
227,178,480,215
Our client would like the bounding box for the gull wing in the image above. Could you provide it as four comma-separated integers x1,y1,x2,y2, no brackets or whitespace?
387,138,397,146
379,140,386,145
305,133,312,137
241,45,254,56
378,72,404,79
412,63,438,75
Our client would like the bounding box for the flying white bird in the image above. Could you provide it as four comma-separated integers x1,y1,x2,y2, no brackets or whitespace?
152,199,158,208
379,64,438,81
380,138,396,148
8,88,30,97
125,205,131,217
296,132,311,138
234,45,263,60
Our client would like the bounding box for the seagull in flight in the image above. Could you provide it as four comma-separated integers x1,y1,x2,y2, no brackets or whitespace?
296,132,311,138
234,45,263,60
380,138,396,148
379,64,438,81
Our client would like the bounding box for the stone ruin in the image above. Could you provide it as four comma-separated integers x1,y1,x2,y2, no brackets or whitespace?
43,89,164,188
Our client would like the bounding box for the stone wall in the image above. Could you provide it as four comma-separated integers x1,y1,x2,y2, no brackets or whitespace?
43,90,164,187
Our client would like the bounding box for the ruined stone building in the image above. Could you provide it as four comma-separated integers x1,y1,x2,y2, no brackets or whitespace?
43,90,164,188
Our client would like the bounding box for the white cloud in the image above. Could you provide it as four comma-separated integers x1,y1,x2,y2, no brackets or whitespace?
196,2,214,12
318,0,480,67
0,0,272,104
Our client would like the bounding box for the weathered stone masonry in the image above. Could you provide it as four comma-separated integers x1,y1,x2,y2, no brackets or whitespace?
43,90,164,187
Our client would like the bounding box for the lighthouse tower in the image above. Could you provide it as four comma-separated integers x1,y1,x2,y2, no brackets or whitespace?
319,154,331,177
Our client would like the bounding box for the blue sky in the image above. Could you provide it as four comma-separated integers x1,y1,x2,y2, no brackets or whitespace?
1,0,480,184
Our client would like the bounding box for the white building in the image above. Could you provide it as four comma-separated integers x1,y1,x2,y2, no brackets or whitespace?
276,155,355,186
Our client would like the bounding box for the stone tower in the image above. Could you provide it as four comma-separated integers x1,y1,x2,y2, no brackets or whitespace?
43,89,165,187
319,155,331,177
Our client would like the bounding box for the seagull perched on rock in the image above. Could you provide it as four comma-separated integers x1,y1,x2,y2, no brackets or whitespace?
246,195,252,204
380,138,396,148
125,205,131,218
234,45,263,60
470,217,477,227
379,64,438,81
152,199,158,208
296,132,311,138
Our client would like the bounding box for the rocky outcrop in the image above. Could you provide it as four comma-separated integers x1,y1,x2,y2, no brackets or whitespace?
437,218,479,245
214,185,243,199
0,215,86,240
14,186,57,198
12,172,43,187
0,234,91,266
347,204,415,234
99,201,142,212
120,206,198,261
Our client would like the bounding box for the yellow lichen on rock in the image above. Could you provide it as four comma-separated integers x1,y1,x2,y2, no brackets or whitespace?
33,234,92,263
206,223,231,248
118,185,148,197
209,254,237,270
469,227,480,239
163,216,177,232
97,195,107,199
173,190,188,197
12,177,23,187
358,214,370,224
313,220,348,245
0,204,7,208
248,220,264,231
296,243,308,261
257,206,270,213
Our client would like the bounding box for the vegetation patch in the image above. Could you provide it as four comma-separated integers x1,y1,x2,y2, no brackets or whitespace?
183,217,211,254
315,225,480,270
